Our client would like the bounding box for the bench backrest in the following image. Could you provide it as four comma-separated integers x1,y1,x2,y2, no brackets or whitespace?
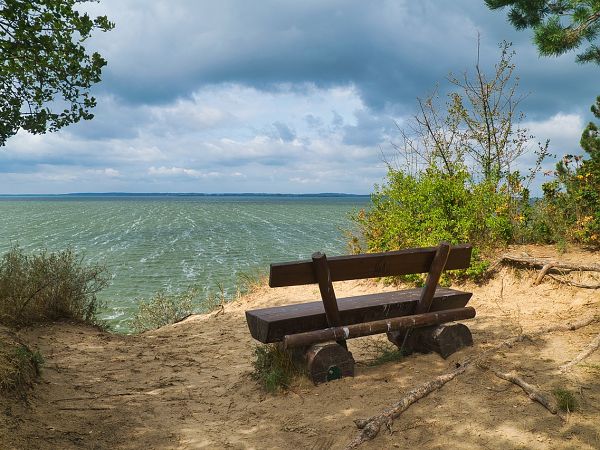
269,244,472,288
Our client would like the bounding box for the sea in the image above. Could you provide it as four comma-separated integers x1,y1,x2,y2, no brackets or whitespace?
0,194,370,332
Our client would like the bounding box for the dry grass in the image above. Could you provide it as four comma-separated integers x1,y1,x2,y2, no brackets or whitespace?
0,327,43,394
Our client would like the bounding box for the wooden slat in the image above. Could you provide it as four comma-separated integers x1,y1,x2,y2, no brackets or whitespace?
415,242,450,314
269,244,472,288
245,287,472,343
312,252,341,327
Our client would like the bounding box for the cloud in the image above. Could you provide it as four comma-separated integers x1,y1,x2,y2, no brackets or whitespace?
1,1,595,195
272,122,296,142
148,166,222,178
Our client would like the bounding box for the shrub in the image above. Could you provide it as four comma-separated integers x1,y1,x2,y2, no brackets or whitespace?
130,289,198,333
351,168,521,281
0,246,108,328
251,344,301,393
130,270,268,333
528,97,600,249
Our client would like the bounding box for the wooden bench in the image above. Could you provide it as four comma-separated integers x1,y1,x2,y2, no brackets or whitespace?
245,242,476,383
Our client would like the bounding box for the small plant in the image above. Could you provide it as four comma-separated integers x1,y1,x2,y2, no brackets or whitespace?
235,270,268,298
130,289,197,333
0,334,43,393
553,388,578,412
251,344,301,392
0,246,108,328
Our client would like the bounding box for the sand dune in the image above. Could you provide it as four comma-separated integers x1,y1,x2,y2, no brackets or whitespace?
2,245,599,449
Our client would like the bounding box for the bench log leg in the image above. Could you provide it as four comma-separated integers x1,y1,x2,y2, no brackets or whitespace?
387,323,473,359
301,342,355,384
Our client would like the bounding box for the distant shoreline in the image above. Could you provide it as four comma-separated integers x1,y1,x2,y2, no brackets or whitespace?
0,192,370,198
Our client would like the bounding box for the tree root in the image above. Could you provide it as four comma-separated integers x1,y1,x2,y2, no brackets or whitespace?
546,274,600,289
499,255,600,288
344,313,599,449
559,330,600,372
499,255,600,273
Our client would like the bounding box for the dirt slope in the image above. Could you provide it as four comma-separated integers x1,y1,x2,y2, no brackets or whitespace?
1,245,599,449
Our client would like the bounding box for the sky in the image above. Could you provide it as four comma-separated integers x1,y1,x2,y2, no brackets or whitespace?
1,0,598,195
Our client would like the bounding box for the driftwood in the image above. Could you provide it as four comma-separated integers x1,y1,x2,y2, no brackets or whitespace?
559,330,600,372
499,255,600,288
344,314,599,449
480,364,558,415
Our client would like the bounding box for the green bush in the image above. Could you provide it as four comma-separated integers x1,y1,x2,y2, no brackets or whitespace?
0,246,108,328
351,168,522,281
527,97,600,249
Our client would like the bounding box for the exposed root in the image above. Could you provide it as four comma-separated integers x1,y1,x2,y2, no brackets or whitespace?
499,255,600,273
546,274,600,290
499,255,600,287
559,331,600,372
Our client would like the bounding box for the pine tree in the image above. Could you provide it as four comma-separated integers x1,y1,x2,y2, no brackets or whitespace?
485,1,600,64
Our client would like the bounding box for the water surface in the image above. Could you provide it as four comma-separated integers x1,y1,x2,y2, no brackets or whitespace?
0,195,369,331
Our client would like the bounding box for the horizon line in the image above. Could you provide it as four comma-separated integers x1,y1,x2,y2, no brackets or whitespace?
0,192,371,197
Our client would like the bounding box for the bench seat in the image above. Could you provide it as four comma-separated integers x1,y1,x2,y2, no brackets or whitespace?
246,287,472,343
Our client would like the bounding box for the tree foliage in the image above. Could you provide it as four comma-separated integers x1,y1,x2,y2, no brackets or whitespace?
352,43,543,281
485,0,600,64
391,41,547,189
540,96,600,246
0,0,113,146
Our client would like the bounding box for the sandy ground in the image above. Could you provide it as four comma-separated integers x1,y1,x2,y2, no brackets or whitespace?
1,245,599,449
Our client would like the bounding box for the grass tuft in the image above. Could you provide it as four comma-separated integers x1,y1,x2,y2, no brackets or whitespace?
361,340,406,367
251,344,302,393
553,388,578,412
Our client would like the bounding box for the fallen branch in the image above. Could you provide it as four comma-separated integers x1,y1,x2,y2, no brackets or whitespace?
559,331,600,372
345,314,599,449
345,363,469,450
480,364,558,415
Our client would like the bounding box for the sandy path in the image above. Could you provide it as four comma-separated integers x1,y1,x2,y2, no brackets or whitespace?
1,245,599,449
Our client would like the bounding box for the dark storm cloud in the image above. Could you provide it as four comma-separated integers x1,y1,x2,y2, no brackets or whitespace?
90,0,597,117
